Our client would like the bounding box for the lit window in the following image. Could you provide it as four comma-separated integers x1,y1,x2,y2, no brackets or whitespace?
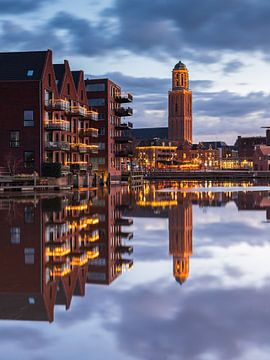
27,70,34,77
28,297,35,305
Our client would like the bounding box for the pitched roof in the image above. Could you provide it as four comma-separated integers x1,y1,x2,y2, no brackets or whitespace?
71,71,81,89
0,50,48,81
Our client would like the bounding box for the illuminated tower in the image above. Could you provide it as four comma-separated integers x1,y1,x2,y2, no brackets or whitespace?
169,195,193,284
168,61,192,144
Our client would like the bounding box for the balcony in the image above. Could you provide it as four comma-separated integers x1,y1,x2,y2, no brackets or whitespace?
45,141,70,151
79,128,98,138
115,150,133,158
116,245,133,255
67,162,90,172
45,99,70,112
70,105,87,117
47,260,71,277
86,246,99,260
116,259,133,273
115,122,133,131
45,120,70,131
70,143,98,154
115,218,133,226
115,93,133,103
114,136,132,144
70,252,88,267
115,107,133,117
86,109,99,121
117,231,133,240
45,241,71,257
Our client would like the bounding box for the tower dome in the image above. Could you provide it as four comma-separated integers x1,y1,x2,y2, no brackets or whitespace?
174,61,187,70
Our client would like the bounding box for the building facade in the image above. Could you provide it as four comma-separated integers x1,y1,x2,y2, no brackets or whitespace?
85,78,133,184
0,50,98,177
168,61,192,145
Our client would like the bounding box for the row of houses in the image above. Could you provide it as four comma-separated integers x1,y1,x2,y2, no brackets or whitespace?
0,49,133,184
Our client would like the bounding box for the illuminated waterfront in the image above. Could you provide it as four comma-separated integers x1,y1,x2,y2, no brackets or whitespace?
1,182,270,360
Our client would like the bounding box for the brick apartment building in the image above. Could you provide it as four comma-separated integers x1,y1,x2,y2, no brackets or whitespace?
0,49,98,177
85,78,133,184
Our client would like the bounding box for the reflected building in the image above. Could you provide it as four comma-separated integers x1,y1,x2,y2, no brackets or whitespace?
169,194,193,285
87,186,134,285
0,189,134,322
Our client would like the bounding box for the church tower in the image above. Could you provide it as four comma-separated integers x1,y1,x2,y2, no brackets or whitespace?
168,61,192,144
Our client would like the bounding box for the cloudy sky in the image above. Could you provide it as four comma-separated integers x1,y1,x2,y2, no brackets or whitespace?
2,0,270,143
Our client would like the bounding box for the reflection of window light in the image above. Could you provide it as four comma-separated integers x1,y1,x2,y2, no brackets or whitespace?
24,248,35,264
28,297,35,305
10,227,20,244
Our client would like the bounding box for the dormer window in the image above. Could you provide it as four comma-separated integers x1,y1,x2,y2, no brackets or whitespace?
27,70,34,77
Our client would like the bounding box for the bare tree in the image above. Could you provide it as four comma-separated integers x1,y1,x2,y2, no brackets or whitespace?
4,152,23,176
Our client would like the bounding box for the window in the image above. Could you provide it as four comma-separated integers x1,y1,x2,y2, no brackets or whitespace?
24,110,34,127
48,74,51,87
10,131,20,148
28,297,35,305
86,83,105,92
24,151,34,169
88,98,105,107
27,70,34,77
98,143,105,150
10,227,20,244
24,207,35,224
67,83,70,95
24,248,35,265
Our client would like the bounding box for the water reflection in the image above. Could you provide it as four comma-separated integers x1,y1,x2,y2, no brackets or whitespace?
0,187,134,322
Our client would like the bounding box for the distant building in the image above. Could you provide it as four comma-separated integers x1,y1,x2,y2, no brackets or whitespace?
135,138,177,169
177,143,220,170
168,61,192,144
132,127,168,141
235,135,266,161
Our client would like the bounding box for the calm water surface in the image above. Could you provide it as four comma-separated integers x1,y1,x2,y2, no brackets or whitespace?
1,181,270,360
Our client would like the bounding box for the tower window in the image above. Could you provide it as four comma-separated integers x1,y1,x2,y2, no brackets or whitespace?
175,102,178,113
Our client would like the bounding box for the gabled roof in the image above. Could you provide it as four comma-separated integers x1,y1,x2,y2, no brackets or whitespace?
0,50,48,81
71,71,81,89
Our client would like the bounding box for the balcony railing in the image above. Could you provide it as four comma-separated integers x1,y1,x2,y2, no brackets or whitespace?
79,128,98,138
115,107,133,117
114,136,132,144
115,93,133,103
48,260,71,277
86,246,99,259
115,122,133,130
45,99,70,112
70,105,87,117
66,162,91,172
85,109,99,121
70,143,98,154
70,252,88,267
45,141,70,151
45,120,70,131
45,242,71,257
116,259,133,273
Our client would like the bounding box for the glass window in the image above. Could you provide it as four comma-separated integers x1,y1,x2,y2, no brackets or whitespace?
86,83,105,92
24,207,35,224
10,131,20,148
24,248,35,265
98,143,105,150
98,128,105,136
24,151,34,169
10,227,20,244
27,70,34,77
88,98,105,107
24,110,34,127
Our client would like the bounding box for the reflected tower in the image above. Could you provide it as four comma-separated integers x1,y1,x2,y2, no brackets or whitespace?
168,61,192,144
169,195,193,284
